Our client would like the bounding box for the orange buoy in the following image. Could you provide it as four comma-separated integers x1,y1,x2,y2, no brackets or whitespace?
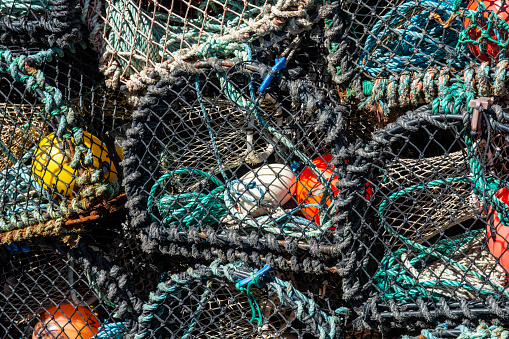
463,0,509,61
296,154,372,225
487,187,509,272
32,304,100,339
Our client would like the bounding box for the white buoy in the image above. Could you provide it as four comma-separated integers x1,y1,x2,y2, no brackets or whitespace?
232,164,296,217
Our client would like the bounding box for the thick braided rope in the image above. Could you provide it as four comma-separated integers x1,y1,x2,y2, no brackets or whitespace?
0,0,83,47
131,260,344,339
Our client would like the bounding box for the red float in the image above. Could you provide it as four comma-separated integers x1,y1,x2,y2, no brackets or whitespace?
463,0,509,61
487,187,509,272
296,154,372,225
32,304,100,339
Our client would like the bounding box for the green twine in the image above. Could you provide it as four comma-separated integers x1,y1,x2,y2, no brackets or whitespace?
458,1,509,53
236,275,263,325
148,169,228,228
375,84,509,301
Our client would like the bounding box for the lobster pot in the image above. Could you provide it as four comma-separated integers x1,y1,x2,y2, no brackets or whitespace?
0,239,131,338
130,262,347,338
123,61,351,265
0,0,82,47
88,0,333,88
345,111,509,329
0,45,131,245
381,149,476,242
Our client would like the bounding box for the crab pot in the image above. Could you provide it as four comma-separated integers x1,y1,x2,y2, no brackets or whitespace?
344,110,509,329
122,58,354,269
129,262,348,338
0,45,132,245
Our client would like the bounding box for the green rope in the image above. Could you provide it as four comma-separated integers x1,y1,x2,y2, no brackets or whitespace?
148,169,227,228
236,274,263,325
458,1,509,53
375,82,509,301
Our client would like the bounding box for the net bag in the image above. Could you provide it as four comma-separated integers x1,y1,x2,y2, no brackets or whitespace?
122,55,359,271
85,0,337,90
127,260,348,338
0,44,131,245
0,0,83,47
341,105,509,329
326,0,509,123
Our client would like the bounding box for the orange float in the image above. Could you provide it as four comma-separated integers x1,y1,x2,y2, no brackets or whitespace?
296,154,372,225
463,0,509,61
487,187,509,272
32,304,100,339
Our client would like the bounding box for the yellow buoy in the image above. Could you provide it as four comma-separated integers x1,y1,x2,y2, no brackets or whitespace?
32,131,120,198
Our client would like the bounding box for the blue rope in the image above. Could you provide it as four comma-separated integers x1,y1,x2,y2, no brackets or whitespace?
359,0,469,77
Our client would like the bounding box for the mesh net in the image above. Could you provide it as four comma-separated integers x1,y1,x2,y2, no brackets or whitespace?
0,45,131,244
129,261,349,339
121,55,352,266
5,0,509,335
345,107,509,329
87,0,333,88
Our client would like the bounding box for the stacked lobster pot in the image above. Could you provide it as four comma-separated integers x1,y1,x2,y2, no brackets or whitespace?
324,0,509,335
1,0,362,338
4,0,509,336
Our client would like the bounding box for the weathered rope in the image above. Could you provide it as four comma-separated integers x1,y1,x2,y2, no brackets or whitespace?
98,0,330,89
0,46,121,243
0,0,83,47
130,260,345,339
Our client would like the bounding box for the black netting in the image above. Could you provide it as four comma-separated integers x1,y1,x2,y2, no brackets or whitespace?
121,56,357,272
0,0,83,48
342,106,509,330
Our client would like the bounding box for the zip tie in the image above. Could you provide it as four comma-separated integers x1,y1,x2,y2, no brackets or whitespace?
259,58,286,93
237,264,273,287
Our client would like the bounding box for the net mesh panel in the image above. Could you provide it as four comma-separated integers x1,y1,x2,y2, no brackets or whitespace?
346,108,509,329
88,0,332,87
0,207,188,339
130,262,349,339
0,0,83,47
122,55,353,266
325,0,509,126
0,45,131,244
